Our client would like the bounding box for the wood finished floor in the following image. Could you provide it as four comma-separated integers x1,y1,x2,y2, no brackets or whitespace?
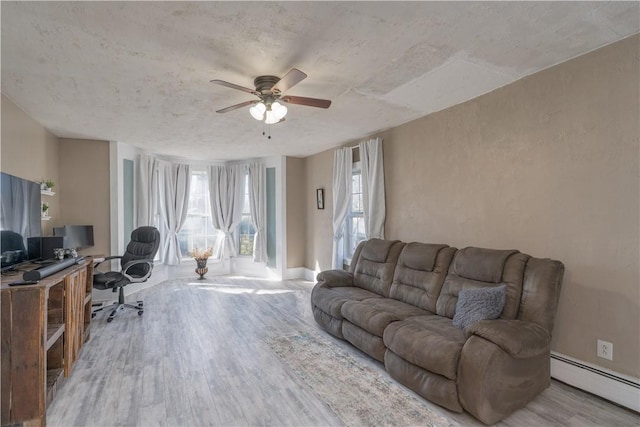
47,274,640,427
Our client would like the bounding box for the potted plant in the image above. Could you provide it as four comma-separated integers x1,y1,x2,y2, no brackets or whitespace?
190,247,213,279
41,202,49,218
41,179,55,191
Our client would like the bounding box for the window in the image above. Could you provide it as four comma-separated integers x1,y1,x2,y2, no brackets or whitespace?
346,167,365,259
177,171,223,259
237,171,256,256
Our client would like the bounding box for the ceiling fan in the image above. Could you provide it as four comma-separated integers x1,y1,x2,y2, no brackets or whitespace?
210,68,331,124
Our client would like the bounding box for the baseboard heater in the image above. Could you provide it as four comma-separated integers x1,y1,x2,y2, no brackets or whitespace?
550,352,640,412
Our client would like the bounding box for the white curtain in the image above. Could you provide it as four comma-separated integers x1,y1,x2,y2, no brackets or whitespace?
248,162,266,263
208,164,244,259
360,138,386,239
136,154,159,227
158,161,191,265
331,147,353,269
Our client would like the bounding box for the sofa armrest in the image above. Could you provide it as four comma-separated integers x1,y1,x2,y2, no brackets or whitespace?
316,269,354,288
466,319,550,359
458,331,552,424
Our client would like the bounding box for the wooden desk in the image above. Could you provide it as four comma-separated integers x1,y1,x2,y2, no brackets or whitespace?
1,257,93,427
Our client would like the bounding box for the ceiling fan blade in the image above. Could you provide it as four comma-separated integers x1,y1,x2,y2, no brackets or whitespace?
210,79,260,96
271,68,307,93
281,95,331,109
216,100,258,113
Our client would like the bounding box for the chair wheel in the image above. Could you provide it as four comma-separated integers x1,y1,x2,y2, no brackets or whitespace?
107,317,113,323
138,310,144,315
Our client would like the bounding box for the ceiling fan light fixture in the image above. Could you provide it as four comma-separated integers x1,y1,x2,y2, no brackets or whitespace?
212,69,330,127
249,102,266,120
271,101,287,120
264,109,279,125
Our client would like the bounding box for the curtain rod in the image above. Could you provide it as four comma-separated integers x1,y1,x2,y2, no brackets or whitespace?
348,136,381,150
349,137,380,150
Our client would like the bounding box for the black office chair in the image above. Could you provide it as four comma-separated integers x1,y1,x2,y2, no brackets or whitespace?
92,226,160,322
1,230,27,268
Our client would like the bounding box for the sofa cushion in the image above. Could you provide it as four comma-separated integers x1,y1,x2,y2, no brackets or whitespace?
402,242,448,271
352,239,405,297
383,315,466,380
453,285,506,329
390,244,456,312
311,286,382,318
341,298,430,337
452,247,518,283
361,238,397,262
436,249,529,320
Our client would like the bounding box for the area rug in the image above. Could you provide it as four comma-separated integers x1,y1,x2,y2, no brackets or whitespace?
268,331,458,427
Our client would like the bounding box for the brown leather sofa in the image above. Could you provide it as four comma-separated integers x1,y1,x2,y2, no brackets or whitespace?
311,239,564,424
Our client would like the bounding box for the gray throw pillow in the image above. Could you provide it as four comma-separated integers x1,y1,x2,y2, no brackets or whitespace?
453,285,506,329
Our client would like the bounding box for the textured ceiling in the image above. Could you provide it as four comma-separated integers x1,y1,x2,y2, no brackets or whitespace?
2,2,638,161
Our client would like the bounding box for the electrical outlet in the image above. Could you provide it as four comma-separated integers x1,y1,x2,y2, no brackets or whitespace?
597,339,613,360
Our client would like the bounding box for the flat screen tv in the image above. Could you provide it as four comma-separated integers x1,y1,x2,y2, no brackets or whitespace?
1,172,42,271
53,225,94,249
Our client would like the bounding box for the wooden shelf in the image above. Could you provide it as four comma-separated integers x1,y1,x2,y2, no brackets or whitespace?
41,189,55,196
48,307,64,323
83,324,91,343
1,258,93,426
46,323,65,350
46,368,64,406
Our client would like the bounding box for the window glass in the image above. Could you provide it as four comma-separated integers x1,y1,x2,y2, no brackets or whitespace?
177,171,223,259
346,169,365,259
238,172,256,256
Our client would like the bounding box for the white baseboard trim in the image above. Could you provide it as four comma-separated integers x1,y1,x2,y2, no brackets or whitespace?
304,268,317,282
551,351,640,412
283,267,317,281
284,267,303,280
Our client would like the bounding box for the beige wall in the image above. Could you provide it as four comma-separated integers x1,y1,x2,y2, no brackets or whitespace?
1,94,61,235
286,157,306,268
1,95,111,256
303,35,639,377
59,138,111,258
304,149,334,272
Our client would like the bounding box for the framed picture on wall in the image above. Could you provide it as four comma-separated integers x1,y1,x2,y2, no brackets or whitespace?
317,188,324,210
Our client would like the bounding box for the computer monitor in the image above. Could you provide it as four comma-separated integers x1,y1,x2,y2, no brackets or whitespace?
53,225,94,249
